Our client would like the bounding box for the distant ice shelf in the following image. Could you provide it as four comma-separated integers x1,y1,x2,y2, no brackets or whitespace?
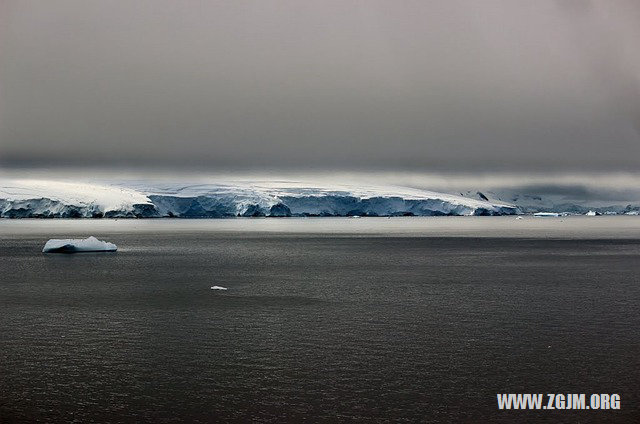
1,179,520,218
42,236,117,253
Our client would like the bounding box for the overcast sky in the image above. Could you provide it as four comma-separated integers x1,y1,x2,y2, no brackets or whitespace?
1,0,639,171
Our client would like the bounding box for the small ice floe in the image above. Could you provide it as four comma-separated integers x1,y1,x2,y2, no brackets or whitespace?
585,210,599,216
210,286,228,291
533,212,561,217
42,236,117,253
515,216,523,220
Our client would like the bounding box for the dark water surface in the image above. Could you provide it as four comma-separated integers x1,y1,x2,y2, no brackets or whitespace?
1,218,639,423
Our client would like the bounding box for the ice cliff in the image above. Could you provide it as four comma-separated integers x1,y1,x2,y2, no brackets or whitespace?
0,179,519,218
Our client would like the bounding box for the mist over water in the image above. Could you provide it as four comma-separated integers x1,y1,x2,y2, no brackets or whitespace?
3,168,640,208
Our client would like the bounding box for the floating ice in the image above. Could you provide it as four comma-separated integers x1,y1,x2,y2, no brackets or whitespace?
210,286,228,290
533,212,561,217
42,236,117,253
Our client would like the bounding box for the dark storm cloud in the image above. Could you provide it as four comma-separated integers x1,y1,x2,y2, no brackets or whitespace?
0,0,639,170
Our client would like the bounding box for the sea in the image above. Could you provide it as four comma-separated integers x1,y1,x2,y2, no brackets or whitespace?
1,217,639,423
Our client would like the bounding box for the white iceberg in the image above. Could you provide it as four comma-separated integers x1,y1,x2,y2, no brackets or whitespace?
210,286,228,290
533,212,561,217
42,236,117,253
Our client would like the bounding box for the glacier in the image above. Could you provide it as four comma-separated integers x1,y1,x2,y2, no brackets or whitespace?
0,180,154,218
0,179,519,218
457,189,640,216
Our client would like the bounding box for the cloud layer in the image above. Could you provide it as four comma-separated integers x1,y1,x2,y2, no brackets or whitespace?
1,1,639,170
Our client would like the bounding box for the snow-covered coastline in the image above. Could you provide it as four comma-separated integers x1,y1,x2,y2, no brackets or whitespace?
0,179,518,218
2,177,640,219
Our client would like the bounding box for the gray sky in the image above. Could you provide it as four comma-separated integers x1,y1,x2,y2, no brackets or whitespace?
1,0,639,171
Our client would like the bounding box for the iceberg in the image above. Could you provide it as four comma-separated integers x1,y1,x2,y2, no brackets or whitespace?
42,236,117,253
210,286,228,290
533,212,561,217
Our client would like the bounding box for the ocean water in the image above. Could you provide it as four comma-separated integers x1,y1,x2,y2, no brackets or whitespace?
1,217,639,423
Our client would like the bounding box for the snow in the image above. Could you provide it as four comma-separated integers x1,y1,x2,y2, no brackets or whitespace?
210,286,228,290
466,187,639,215
2,173,640,217
130,180,517,216
1,178,520,218
0,179,152,218
42,236,117,253
1,179,150,210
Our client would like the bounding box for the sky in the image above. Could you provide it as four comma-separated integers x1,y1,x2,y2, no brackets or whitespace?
0,0,639,172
